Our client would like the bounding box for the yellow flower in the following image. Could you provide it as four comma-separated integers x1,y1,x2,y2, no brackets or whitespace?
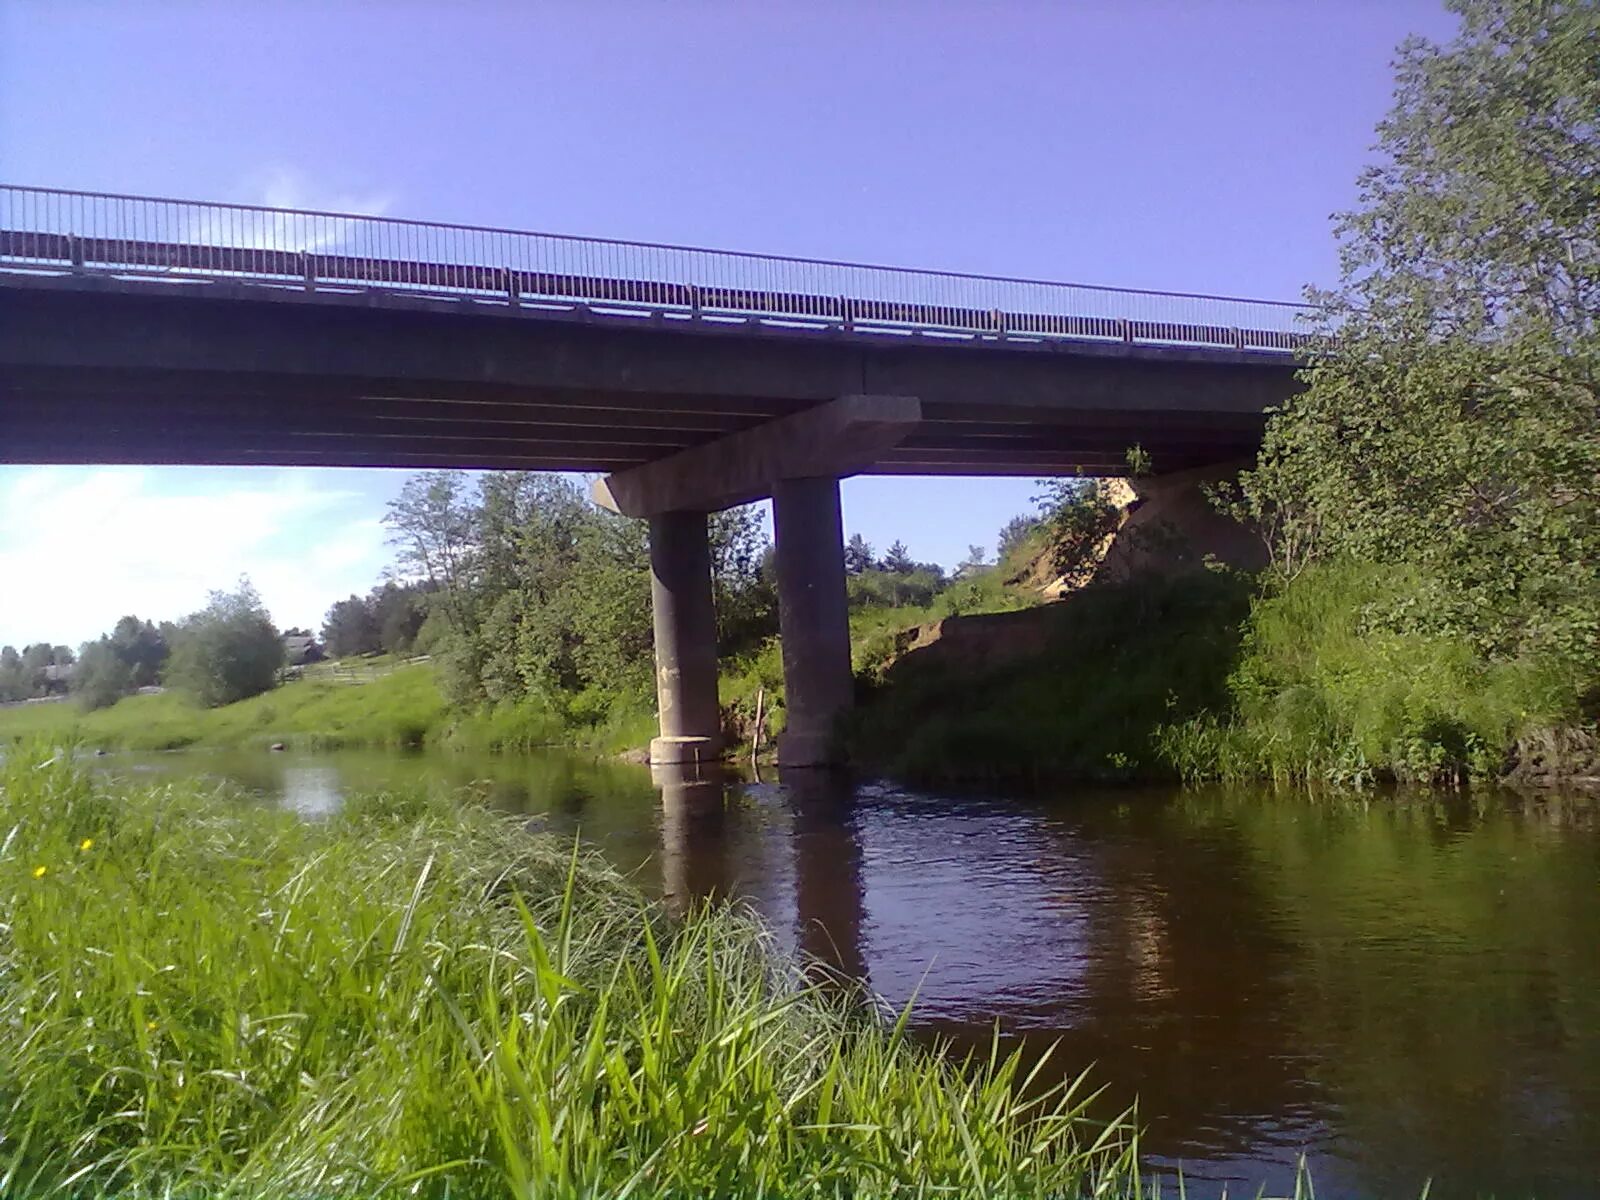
146,1020,158,1033
79,838,94,852
31,866,46,879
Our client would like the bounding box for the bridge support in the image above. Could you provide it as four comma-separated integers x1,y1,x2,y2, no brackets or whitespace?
772,476,854,767
648,510,723,765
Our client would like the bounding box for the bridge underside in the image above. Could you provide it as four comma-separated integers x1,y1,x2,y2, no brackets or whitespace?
1,276,1280,477
0,274,1297,766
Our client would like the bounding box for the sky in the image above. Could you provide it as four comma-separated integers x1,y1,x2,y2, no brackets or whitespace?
0,0,1460,649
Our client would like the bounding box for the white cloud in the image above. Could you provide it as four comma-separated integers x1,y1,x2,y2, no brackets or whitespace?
0,467,395,648
179,167,397,254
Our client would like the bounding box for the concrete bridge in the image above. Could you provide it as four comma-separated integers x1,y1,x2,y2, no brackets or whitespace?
0,185,1309,766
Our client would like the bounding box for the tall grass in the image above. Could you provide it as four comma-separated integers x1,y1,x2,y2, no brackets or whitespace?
0,746,1142,1198
0,662,450,752
1159,561,1587,786
846,572,1253,785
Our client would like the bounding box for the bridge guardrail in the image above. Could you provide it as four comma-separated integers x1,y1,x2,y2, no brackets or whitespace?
0,184,1314,353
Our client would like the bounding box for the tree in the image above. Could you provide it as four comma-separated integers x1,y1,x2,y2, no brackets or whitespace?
384,471,479,634
166,581,284,707
997,514,1040,562
0,646,22,702
1035,478,1123,589
843,533,875,575
1238,0,1600,669
73,639,132,711
880,540,914,574
710,504,778,656
69,616,169,710
370,582,430,655
108,616,167,687
322,595,382,658
958,544,989,573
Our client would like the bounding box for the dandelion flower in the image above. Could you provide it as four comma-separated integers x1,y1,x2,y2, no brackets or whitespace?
31,866,46,879
146,1020,158,1032
79,838,94,852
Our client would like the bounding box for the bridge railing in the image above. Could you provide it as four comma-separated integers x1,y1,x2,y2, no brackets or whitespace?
0,184,1314,352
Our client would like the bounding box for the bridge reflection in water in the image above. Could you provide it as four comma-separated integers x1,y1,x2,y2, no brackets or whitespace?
651,762,868,984
637,766,1600,1200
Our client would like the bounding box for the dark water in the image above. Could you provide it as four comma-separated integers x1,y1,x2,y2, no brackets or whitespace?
98,748,1600,1199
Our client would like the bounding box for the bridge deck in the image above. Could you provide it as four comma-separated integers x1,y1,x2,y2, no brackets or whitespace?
0,185,1308,478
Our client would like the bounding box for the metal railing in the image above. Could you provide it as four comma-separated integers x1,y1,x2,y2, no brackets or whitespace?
0,184,1313,352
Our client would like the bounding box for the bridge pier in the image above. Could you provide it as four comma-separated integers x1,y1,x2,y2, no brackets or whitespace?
648,510,723,765
772,476,854,767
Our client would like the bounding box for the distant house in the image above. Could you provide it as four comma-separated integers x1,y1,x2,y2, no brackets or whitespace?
281,634,324,666
40,662,76,694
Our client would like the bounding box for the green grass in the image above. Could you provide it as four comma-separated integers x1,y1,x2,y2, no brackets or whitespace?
1159,560,1591,786
846,571,1253,786
846,557,1597,789
0,746,1145,1198
0,661,451,752
0,664,661,759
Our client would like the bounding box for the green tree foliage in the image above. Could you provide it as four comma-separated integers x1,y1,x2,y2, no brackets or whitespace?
321,596,382,658
1034,478,1123,588
879,540,914,574
843,533,875,575
1238,0,1600,673
0,644,77,701
384,471,776,717
847,566,946,610
996,515,1040,563
370,582,429,654
957,544,989,573
70,617,169,711
709,505,777,656
109,617,167,687
166,582,284,708
72,642,132,712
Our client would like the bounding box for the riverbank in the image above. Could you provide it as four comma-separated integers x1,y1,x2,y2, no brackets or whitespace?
847,562,1598,790
9,561,1593,791
0,746,1139,1197
0,655,667,757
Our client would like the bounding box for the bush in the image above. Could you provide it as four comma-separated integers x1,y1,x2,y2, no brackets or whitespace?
164,582,284,707
1161,561,1585,785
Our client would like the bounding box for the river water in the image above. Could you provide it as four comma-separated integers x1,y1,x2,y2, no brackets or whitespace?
95,747,1600,1199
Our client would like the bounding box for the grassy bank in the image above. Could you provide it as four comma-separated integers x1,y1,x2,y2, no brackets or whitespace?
1159,562,1594,787
0,660,451,752
0,661,662,758
846,561,1596,789
845,572,1253,786
0,747,1139,1197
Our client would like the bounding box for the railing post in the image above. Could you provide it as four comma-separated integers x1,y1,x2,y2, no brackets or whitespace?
506,267,521,307
68,234,84,272
689,285,703,320
839,295,853,333
992,308,1006,337
1120,318,1134,345
300,252,315,292
1231,326,1245,350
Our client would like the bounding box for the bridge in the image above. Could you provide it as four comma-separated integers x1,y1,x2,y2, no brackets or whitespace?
0,184,1311,766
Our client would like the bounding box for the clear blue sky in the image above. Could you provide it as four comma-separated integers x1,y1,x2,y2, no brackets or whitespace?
0,0,1457,648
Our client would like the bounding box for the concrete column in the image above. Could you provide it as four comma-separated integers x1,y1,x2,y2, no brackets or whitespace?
649,510,722,765
772,475,853,767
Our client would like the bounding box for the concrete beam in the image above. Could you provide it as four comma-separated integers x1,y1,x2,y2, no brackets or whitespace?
593,394,921,518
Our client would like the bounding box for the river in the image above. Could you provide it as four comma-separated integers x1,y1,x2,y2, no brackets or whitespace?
95,746,1600,1199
